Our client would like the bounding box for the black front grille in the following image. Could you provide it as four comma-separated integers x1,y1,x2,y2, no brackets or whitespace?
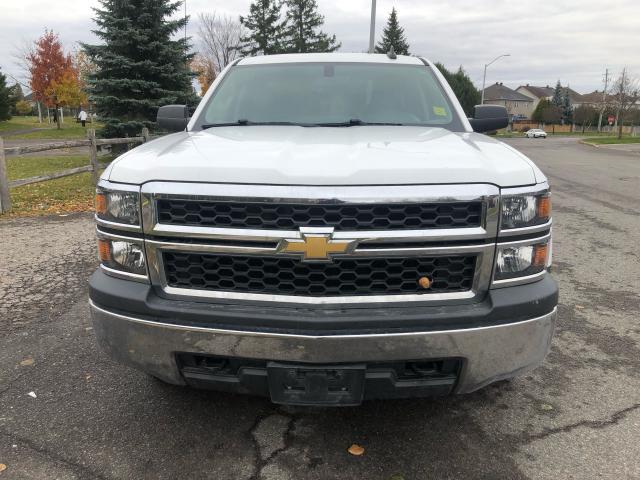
163,252,476,297
156,199,483,231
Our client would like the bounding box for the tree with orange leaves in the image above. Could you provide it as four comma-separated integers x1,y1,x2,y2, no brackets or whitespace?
28,30,84,129
191,54,216,95
47,67,87,118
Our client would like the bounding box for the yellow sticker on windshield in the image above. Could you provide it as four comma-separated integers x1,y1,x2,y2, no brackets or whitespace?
433,106,447,116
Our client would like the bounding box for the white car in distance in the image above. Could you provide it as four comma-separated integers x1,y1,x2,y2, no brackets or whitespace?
525,128,547,138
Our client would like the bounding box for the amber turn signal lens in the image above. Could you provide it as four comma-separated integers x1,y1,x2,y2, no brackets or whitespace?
98,239,111,262
532,243,548,268
95,192,107,215
537,195,551,219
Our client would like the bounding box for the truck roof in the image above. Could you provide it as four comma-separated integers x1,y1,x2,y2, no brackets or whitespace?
237,53,426,66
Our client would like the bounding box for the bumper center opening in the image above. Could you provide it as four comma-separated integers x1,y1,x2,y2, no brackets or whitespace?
176,353,462,406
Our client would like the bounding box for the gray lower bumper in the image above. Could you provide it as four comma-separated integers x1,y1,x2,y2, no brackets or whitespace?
89,301,556,394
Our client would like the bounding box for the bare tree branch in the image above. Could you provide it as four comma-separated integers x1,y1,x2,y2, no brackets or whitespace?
197,12,244,79
11,37,34,85
611,68,640,138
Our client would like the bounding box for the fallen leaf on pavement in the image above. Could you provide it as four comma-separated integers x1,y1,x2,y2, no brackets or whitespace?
0,463,7,473
20,358,35,367
540,403,554,411
348,444,365,456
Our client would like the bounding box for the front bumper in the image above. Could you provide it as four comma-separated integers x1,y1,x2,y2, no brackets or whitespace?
89,278,557,396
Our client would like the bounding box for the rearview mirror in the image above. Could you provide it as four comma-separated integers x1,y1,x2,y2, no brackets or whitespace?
157,105,190,132
468,105,509,133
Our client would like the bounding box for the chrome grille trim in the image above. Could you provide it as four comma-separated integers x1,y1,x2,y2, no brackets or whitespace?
141,182,500,305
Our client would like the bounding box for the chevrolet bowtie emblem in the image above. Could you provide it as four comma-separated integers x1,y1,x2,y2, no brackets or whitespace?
278,228,356,261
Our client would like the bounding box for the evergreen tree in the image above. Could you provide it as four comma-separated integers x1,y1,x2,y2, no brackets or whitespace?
8,83,24,115
532,98,552,123
283,0,340,53
0,69,11,121
82,0,196,137
375,8,410,55
239,0,288,55
435,63,480,116
562,88,573,124
551,80,563,106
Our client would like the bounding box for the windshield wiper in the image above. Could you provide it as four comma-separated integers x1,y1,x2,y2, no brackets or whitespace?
201,120,311,129
313,119,406,127
202,119,408,129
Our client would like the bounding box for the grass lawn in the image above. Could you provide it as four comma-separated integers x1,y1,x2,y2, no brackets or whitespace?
0,116,103,140
0,116,42,134
1,154,114,217
582,136,640,145
7,155,90,181
7,172,98,216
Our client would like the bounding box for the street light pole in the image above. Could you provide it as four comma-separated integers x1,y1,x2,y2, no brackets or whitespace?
481,54,511,104
368,0,377,53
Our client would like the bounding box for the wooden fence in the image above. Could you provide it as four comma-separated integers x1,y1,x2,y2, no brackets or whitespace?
0,128,150,214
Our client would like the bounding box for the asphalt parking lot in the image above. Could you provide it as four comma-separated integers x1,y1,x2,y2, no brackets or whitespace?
0,136,639,479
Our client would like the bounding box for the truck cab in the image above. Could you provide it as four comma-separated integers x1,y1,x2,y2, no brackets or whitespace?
90,53,557,406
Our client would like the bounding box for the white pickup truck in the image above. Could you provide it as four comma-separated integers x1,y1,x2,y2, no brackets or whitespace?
89,53,557,406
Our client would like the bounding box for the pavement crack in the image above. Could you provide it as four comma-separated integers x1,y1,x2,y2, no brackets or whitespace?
0,428,111,480
248,411,298,480
524,403,640,443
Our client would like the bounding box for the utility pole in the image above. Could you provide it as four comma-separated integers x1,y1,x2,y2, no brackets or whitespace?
615,68,624,136
368,0,376,53
597,68,609,132
481,54,510,104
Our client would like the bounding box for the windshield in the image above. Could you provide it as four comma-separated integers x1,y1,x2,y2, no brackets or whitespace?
194,62,464,130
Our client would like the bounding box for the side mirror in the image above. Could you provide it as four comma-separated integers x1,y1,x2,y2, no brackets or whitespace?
468,105,509,133
157,105,190,132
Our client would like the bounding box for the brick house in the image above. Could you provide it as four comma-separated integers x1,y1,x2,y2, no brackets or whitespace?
481,82,534,119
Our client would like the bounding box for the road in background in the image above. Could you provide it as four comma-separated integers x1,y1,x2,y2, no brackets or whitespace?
0,137,638,479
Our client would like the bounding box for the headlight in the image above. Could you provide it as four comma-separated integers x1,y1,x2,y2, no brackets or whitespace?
96,188,140,225
501,189,551,229
98,238,147,276
495,238,550,281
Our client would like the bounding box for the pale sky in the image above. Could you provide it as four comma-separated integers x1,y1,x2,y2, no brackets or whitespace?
1,0,638,93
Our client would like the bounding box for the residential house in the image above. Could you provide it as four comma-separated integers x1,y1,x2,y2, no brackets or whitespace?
515,85,554,110
482,82,534,119
573,90,632,109
517,84,583,110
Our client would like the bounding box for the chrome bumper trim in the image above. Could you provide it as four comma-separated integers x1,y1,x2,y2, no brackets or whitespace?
89,301,557,394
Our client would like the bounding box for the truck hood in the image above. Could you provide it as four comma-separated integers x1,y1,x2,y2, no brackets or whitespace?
105,126,544,187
